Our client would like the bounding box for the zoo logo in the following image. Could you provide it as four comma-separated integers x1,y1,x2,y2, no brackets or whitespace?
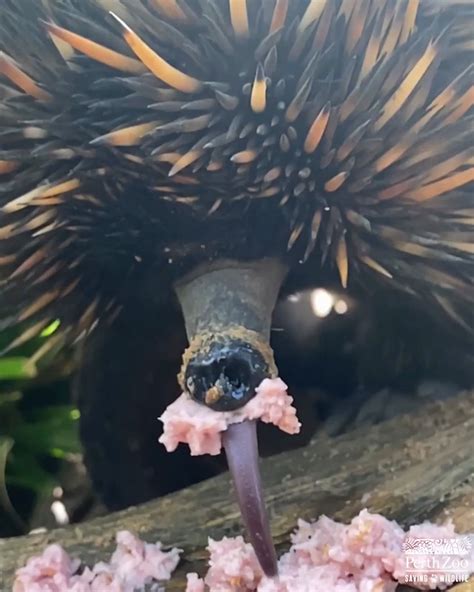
403,536,472,556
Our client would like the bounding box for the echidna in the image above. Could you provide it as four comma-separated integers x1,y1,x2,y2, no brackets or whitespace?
1,0,473,576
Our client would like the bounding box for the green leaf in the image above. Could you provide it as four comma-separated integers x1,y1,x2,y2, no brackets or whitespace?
11,406,81,456
0,357,37,380
5,449,56,493
0,437,26,531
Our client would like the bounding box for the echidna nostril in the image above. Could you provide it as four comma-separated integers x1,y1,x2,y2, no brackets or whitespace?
184,341,269,412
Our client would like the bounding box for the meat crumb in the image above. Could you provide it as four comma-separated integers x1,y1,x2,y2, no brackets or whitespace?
13,530,181,592
13,511,472,592
159,377,301,456
186,510,473,592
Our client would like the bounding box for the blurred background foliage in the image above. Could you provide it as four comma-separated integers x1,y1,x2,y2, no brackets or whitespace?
0,322,82,537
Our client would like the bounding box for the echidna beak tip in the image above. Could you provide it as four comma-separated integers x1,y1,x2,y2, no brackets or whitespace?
223,420,279,578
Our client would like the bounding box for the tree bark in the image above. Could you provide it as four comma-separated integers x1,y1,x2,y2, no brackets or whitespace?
1,391,473,591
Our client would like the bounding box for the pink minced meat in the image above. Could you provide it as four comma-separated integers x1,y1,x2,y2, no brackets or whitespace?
185,510,473,592
13,530,181,592
14,511,472,591
159,377,301,456
13,544,81,592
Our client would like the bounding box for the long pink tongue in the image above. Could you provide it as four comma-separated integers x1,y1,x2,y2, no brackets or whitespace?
223,420,278,577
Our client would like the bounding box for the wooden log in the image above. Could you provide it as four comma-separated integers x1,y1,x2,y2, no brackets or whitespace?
1,390,473,591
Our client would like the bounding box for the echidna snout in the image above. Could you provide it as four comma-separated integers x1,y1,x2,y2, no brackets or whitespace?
175,258,286,410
